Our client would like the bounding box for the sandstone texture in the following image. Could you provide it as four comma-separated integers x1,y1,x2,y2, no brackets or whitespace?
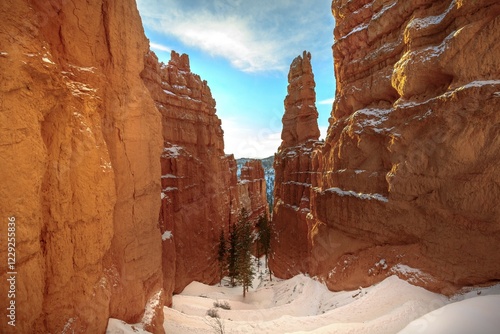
280,51,321,149
238,159,270,223
141,50,238,304
270,52,322,277
0,0,165,332
272,0,500,294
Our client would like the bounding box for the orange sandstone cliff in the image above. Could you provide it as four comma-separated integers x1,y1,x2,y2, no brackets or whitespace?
272,0,500,294
0,1,266,333
270,51,323,277
141,50,238,304
0,0,164,332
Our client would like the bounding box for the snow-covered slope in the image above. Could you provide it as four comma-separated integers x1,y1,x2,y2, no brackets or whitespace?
107,258,500,334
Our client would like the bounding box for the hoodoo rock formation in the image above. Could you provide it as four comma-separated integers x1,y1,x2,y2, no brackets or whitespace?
0,1,266,333
271,0,500,294
270,51,323,277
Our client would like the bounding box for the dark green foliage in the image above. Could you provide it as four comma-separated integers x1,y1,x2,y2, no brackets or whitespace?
256,214,272,280
217,228,227,283
227,221,238,287
235,208,255,297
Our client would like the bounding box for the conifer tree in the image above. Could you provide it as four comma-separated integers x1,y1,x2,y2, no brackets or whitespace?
256,214,272,281
217,228,227,284
227,221,238,287
235,208,255,297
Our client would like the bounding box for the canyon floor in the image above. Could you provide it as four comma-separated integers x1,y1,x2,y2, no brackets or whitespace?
107,257,500,334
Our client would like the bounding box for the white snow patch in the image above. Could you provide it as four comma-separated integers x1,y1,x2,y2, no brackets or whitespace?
161,193,166,200
407,0,455,31
397,80,500,108
373,1,397,20
163,145,183,158
106,318,150,334
324,187,389,203
349,107,396,135
69,64,96,73
142,290,163,327
391,264,435,284
399,295,500,334
161,174,179,179
42,57,55,64
162,187,178,192
161,230,173,241
0,51,8,56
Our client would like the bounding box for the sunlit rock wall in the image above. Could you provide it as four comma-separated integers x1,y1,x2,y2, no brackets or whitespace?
0,0,164,332
272,0,500,294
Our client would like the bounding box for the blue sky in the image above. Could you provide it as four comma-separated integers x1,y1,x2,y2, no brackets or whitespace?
137,0,335,158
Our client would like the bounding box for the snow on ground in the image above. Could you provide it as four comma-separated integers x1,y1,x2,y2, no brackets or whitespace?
107,257,500,334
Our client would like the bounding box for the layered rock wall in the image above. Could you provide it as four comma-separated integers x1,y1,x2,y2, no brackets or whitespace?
270,51,322,277
141,50,237,304
272,0,500,294
238,160,269,223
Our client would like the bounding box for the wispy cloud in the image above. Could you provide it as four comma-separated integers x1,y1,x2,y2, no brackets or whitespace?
317,97,334,105
150,42,171,53
137,0,333,73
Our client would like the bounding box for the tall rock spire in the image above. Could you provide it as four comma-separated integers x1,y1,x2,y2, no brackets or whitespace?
280,51,320,149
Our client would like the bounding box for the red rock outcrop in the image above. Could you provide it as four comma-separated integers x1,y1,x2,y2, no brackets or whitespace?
238,160,269,223
141,50,239,304
271,0,500,294
270,51,322,277
280,51,321,149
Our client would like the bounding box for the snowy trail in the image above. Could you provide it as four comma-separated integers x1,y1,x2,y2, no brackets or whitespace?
107,259,500,334
163,274,448,334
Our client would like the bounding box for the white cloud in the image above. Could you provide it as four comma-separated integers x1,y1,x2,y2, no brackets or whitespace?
137,0,333,73
317,97,335,105
150,42,171,53
221,117,281,158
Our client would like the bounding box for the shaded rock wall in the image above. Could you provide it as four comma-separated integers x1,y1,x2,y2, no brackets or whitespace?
272,0,500,294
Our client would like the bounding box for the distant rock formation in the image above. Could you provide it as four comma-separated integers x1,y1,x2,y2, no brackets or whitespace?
270,51,323,277
271,0,500,294
238,160,269,223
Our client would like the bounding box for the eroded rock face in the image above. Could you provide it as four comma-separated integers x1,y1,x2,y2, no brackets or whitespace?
270,52,322,277
0,0,163,333
141,50,243,304
281,51,321,149
272,0,500,294
238,160,269,223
